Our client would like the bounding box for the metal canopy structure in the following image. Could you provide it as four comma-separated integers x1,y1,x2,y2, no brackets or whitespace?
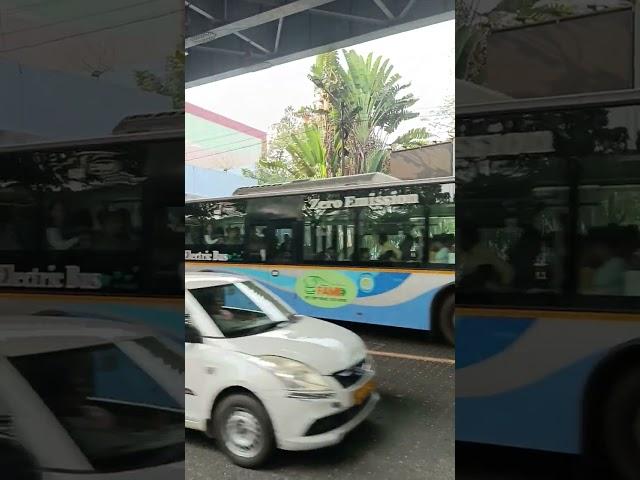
186,0,453,87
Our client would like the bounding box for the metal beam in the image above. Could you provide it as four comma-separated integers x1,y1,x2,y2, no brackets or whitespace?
372,0,395,19
234,31,271,54
186,1,270,54
186,0,337,48
192,45,267,57
187,9,454,88
309,8,387,25
274,17,284,52
186,1,217,21
399,0,416,19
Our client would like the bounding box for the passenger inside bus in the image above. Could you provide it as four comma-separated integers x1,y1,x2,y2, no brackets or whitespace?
226,226,242,245
204,225,224,245
278,234,292,255
323,246,337,261
376,234,401,261
247,228,267,262
430,236,451,264
458,224,513,290
46,201,80,250
0,209,19,250
579,227,628,296
507,227,543,290
400,231,417,261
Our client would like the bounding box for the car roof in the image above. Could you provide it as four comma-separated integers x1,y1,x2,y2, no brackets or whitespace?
0,315,153,357
185,271,249,289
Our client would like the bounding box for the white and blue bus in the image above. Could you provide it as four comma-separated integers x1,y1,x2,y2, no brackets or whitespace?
456,90,640,479
185,173,456,344
0,112,184,341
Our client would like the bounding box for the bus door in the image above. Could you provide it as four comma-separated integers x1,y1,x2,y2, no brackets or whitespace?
245,220,301,264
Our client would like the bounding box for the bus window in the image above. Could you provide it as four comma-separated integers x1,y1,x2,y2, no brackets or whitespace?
456,131,570,295
577,153,640,297
185,200,247,262
357,193,424,265
425,183,456,266
303,193,355,263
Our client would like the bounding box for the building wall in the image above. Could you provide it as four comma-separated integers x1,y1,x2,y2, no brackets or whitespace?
389,143,453,180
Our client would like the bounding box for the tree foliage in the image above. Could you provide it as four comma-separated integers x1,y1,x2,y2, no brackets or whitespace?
134,46,184,109
247,49,437,184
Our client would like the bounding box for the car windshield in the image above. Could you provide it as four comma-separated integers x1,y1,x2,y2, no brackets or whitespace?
190,280,295,337
9,337,184,472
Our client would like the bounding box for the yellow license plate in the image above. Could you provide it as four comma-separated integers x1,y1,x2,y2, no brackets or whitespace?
353,380,375,406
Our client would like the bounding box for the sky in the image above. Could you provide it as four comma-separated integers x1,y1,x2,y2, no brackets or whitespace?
186,19,454,143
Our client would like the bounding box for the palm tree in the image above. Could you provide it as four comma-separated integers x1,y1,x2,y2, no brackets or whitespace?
308,50,426,176
286,125,332,179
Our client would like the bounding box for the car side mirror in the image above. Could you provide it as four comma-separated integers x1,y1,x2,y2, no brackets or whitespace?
185,322,202,344
0,437,41,480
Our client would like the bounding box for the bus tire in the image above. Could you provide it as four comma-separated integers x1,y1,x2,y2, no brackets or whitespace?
602,367,640,480
436,291,455,347
213,393,275,469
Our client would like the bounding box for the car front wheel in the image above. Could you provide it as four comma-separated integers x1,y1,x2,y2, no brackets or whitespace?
213,393,276,469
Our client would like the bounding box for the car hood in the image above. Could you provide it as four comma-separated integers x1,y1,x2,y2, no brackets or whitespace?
227,316,367,375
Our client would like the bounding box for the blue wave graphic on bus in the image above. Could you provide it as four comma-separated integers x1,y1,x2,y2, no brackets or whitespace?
457,352,603,454
272,283,437,329
456,316,535,369
194,265,449,329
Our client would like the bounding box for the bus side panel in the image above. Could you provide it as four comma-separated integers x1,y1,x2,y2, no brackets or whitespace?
187,263,453,330
456,313,640,454
1,294,183,341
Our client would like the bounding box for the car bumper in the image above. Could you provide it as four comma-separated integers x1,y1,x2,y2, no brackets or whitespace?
263,381,379,451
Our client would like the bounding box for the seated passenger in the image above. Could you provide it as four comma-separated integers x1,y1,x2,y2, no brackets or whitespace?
46,201,80,250
400,232,417,261
204,225,224,245
376,234,401,261
459,224,513,287
431,238,451,264
581,228,626,295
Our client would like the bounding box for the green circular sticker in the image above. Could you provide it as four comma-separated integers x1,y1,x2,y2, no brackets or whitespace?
295,271,357,308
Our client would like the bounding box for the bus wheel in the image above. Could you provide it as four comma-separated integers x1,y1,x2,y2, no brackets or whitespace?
436,292,455,347
603,367,640,480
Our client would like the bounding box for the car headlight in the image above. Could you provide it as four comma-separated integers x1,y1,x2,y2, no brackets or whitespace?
253,356,334,399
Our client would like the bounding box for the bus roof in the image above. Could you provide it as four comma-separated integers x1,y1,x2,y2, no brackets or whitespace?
0,111,183,153
232,173,399,196
457,89,640,117
112,110,184,134
187,174,455,203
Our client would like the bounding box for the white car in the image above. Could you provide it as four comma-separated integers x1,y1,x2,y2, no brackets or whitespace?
185,271,379,468
0,314,184,479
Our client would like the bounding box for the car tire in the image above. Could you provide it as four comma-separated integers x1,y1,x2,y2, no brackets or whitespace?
213,393,276,469
602,367,640,480
437,292,455,347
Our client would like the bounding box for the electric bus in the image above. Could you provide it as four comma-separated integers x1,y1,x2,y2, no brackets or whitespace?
185,173,456,345
456,90,640,479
